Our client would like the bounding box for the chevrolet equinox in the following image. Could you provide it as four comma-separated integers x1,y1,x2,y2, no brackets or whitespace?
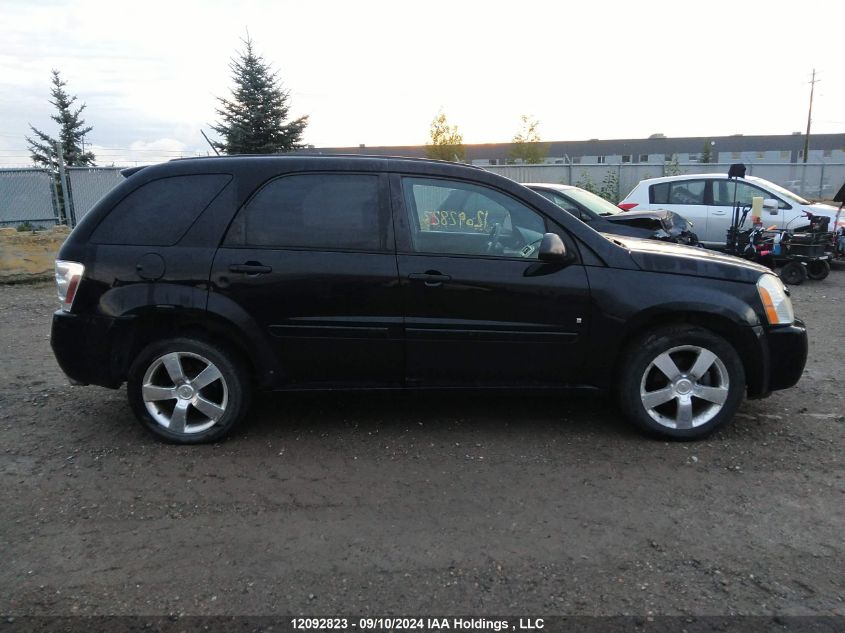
51,155,808,443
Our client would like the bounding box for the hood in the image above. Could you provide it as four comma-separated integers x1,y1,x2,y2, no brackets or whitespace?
607,209,672,222
604,234,770,283
604,210,664,229
809,203,841,214
808,203,845,228
606,208,694,231
590,217,654,239
604,209,698,243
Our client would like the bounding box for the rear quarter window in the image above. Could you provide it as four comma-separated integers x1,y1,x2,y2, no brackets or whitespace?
91,174,232,246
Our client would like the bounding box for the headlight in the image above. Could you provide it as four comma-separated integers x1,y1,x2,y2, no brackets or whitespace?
756,273,794,325
55,260,85,312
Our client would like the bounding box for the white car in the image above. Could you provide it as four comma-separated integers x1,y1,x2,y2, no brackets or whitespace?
620,174,845,248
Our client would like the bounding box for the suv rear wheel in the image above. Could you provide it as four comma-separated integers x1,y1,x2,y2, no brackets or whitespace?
128,337,251,444
618,325,745,440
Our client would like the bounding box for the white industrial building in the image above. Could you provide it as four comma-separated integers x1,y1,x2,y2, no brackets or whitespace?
307,133,845,166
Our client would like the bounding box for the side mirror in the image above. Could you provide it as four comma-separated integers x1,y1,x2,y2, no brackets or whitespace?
539,233,571,262
763,199,779,215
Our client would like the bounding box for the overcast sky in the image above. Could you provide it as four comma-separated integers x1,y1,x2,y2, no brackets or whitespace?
1,0,843,166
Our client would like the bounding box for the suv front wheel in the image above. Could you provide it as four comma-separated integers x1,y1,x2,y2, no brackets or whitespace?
128,337,251,444
618,325,745,440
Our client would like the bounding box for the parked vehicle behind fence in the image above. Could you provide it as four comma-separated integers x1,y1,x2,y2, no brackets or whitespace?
620,173,845,248
525,183,699,246
51,155,807,443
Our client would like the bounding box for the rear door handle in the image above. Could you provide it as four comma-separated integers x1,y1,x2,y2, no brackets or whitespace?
229,263,272,274
408,271,451,287
711,211,727,216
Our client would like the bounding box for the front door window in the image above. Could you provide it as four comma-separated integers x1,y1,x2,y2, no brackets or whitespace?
401,177,547,259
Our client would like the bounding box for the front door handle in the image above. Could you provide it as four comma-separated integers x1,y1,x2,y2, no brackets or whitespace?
408,271,451,287
229,263,272,274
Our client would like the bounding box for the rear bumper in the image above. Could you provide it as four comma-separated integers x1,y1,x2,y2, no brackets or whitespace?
50,310,126,388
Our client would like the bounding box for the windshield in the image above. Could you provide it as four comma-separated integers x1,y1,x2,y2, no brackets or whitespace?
752,178,811,205
563,188,624,217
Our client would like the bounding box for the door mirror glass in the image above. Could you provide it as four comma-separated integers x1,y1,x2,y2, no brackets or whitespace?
539,233,569,261
763,199,780,215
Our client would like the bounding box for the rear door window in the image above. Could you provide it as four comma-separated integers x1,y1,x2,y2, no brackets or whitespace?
651,180,706,205
92,174,231,246
668,180,706,205
651,183,670,204
225,173,388,251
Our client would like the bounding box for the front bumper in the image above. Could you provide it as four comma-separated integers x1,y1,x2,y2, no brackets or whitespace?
766,319,808,391
746,318,808,398
50,310,126,388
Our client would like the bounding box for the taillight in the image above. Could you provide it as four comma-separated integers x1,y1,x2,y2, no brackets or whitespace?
618,202,638,211
55,260,85,312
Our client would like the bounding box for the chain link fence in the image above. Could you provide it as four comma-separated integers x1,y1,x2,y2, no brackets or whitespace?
66,167,124,222
0,167,125,229
0,163,843,229
0,168,59,228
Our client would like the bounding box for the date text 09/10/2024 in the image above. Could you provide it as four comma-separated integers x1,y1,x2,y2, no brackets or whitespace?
290,618,545,631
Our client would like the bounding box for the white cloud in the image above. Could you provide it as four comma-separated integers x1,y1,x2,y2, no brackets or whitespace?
88,138,211,166
0,0,843,162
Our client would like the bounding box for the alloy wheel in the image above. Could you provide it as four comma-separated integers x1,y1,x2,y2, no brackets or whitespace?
639,345,730,430
141,351,228,435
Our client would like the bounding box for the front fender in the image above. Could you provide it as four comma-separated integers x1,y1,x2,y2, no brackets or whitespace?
583,268,765,389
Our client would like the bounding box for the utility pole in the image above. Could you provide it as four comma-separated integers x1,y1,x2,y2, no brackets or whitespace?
803,69,819,163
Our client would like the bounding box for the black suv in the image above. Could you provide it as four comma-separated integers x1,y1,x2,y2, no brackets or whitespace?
51,155,807,443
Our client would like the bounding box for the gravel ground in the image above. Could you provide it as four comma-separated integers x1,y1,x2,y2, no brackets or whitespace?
0,276,843,617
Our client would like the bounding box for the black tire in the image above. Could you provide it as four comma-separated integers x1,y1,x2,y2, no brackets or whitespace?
806,260,830,281
779,261,806,285
128,337,252,444
617,325,746,440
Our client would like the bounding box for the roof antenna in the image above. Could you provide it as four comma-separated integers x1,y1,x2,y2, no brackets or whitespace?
201,130,220,156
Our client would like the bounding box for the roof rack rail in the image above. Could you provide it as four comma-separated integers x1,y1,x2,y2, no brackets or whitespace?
166,153,485,170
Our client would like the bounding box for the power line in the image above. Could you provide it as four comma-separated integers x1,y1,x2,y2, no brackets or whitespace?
0,148,201,154
86,146,204,153
0,140,205,154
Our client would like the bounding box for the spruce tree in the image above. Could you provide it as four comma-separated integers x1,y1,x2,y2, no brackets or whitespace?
211,36,308,154
27,70,96,169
